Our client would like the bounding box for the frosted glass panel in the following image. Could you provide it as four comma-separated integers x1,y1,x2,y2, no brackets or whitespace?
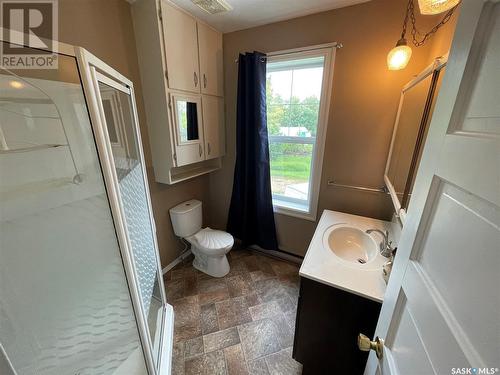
98,81,164,367
0,47,147,374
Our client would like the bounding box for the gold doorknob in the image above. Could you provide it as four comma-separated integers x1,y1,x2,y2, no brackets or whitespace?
358,333,384,359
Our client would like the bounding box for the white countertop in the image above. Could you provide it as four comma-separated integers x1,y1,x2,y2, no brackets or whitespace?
299,210,400,303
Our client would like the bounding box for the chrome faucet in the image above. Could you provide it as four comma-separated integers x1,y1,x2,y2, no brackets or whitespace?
365,229,394,258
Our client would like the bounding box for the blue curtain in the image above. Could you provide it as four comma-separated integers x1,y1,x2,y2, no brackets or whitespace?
186,102,198,140
227,51,278,250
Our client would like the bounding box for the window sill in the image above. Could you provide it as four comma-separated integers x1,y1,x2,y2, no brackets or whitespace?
272,198,317,222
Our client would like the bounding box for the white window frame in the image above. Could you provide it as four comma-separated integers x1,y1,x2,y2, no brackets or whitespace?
266,43,336,221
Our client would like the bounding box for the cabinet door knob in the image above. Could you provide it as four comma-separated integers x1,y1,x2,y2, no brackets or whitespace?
203,73,207,88
194,72,198,87
358,333,384,359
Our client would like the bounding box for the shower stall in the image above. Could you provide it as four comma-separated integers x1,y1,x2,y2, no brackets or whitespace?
0,40,172,374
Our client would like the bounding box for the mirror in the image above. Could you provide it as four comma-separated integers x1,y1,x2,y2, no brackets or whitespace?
387,74,434,203
173,95,200,143
404,68,445,207
385,58,447,222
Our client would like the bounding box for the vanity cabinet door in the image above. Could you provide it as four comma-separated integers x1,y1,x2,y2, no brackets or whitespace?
161,0,200,93
198,22,223,96
293,277,381,374
202,95,225,160
170,93,205,166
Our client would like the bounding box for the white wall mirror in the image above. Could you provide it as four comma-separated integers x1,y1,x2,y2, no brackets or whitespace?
384,57,447,224
171,93,202,144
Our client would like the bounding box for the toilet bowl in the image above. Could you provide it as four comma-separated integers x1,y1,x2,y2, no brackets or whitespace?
169,200,234,278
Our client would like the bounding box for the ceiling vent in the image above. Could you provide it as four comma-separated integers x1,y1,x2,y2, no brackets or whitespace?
191,0,232,14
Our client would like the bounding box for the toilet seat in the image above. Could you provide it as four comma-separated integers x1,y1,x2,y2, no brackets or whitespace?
186,228,233,277
194,227,233,251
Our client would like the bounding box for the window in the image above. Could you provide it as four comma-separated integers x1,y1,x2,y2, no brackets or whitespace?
266,46,334,220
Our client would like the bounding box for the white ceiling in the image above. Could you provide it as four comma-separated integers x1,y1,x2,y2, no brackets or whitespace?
169,0,371,33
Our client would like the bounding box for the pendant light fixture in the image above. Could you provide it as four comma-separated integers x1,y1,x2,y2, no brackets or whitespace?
387,0,459,70
387,4,412,71
418,0,461,15
387,38,412,70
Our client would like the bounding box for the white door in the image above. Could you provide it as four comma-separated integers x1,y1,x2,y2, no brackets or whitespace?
202,95,225,159
198,22,224,96
161,0,200,93
364,1,500,374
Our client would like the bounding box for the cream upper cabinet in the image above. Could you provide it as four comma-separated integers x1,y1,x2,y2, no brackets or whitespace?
202,95,225,160
132,0,225,184
198,23,224,96
161,0,200,93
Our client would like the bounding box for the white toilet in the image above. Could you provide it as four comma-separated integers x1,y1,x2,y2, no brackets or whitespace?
169,200,234,278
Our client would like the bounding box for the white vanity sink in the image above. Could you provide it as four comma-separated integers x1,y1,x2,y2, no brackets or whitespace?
300,210,400,302
325,226,378,265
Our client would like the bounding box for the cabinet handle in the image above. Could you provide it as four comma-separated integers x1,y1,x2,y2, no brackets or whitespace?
207,142,211,155
199,144,202,157
203,73,207,89
194,72,198,87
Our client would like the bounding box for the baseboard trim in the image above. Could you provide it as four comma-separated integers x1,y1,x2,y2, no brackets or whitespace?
162,250,191,275
249,245,303,264
162,245,303,274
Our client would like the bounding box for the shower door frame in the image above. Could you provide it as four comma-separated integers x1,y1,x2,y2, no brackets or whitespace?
77,48,173,375
0,30,172,375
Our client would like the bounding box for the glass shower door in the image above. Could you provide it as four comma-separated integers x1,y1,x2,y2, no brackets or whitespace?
0,44,148,375
94,73,166,369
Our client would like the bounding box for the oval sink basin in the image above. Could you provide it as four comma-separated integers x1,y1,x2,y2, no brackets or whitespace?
325,226,378,265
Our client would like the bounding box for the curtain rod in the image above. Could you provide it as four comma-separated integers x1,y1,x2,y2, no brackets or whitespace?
234,42,343,63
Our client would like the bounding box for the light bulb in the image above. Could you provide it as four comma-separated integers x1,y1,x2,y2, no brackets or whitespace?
9,80,24,89
387,39,412,70
418,0,460,15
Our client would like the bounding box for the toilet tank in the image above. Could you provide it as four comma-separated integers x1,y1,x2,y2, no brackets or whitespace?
169,200,202,237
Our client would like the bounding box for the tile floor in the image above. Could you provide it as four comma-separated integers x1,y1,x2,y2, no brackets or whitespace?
164,249,303,375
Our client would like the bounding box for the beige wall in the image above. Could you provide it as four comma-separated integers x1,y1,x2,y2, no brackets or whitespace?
57,0,457,262
208,0,457,256
58,0,209,267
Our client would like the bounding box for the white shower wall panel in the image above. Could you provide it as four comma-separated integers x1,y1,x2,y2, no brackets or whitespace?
0,73,147,374
0,194,145,375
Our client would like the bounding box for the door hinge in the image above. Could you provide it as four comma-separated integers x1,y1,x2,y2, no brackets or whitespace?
158,8,162,21
173,153,177,162
165,70,169,85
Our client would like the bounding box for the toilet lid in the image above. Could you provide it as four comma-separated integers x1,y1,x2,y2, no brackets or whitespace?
194,227,234,250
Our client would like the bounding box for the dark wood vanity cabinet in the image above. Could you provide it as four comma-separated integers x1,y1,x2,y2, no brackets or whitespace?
293,277,382,374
